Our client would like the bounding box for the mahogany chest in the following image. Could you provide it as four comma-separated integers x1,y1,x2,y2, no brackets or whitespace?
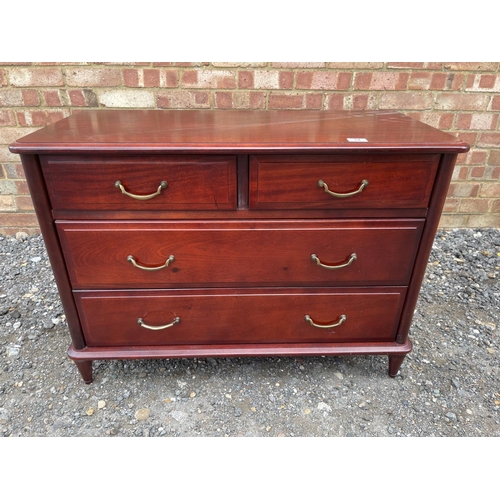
10,110,469,383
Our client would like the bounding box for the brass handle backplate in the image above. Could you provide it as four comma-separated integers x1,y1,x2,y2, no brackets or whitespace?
138,317,180,330
311,252,357,269
115,180,168,200
305,314,346,329
127,255,175,271
318,179,368,198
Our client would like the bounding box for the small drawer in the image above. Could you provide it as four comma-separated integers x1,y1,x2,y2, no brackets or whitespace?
74,287,407,347
57,219,424,289
249,154,440,209
41,154,237,211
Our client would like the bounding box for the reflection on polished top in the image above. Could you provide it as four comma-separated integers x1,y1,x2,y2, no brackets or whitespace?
10,109,470,154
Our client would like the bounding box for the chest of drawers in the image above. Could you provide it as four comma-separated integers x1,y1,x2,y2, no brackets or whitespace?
10,110,469,383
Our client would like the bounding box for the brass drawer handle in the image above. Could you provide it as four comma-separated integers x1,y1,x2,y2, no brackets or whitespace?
138,317,180,330
127,254,175,271
311,252,357,269
318,179,368,198
305,314,346,329
115,180,168,200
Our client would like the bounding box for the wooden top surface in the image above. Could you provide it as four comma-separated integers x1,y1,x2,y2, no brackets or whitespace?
9,109,470,154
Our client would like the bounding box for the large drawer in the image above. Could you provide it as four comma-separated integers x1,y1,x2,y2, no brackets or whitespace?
74,288,407,347
249,154,440,209
41,154,237,211
57,219,424,288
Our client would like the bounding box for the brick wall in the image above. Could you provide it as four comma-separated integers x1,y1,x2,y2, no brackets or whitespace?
1,62,499,234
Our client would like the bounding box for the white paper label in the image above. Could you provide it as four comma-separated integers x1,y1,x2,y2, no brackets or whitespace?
347,138,368,142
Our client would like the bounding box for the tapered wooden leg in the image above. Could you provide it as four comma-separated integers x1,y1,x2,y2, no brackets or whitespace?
388,354,406,377
74,360,93,384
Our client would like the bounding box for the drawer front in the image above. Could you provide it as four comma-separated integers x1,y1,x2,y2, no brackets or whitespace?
57,219,424,288
75,288,407,347
41,154,237,211
249,154,440,209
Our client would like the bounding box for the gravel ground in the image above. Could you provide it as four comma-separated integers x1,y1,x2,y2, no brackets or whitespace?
0,228,499,437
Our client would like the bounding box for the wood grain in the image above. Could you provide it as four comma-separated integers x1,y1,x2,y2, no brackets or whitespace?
74,287,407,347
41,154,237,211
56,219,424,288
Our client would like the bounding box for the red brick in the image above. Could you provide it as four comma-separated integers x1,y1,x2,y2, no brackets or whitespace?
42,90,62,106
491,96,500,111
353,73,372,90
447,182,480,197
162,70,178,88
468,166,486,179
305,93,323,109
354,72,408,90
456,114,472,129
279,71,294,89
435,93,489,111
455,132,477,147
477,132,500,148
443,198,460,212
249,92,266,109
488,150,500,165
0,127,39,145
430,73,447,90
66,68,122,87
479,74,496,88
0,213,39,228
142,69,159,87
0,69,6,86
344,94,378,110
466,74,475,88
448,73,465,91
379,93,433,110
460,198,490,213
9,68,63,87
123,69,139,87
68,90,87,106
268,93,304,109
3,163,25,179
492,200,500,213
16,111,27,125
22,89,40,106
181,70,236,89
452,166,468,181
238,71,254,89
297,71,350,90
215,92,232,109
157,90,210,108
484,167,499,180
152,63,173,67
15,179,30,195
0,110,15,126
16,196,34,211
408,72,432,90
464,149,488,165
479,183,500,198
325,94,344,110
30,110,66,126
410,112,454,130
444,63,498,71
